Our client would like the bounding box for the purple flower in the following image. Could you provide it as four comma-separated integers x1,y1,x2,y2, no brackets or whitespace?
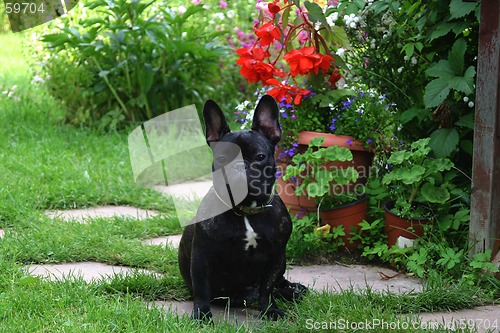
359,92,365,97
367,139,372,143
291,176,297,184
220,0,227,8
281,113,288,118
292,142,299,148
276,171,282,179
291,115,296,119
355,119,359,123
346,139,352,144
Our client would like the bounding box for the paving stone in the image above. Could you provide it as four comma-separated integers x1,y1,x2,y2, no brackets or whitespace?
45,206,158,222
151,300,261,324
417,305,500,333
142,234,182,248
154,180,212,201
285,264,421,294
26,262,158,282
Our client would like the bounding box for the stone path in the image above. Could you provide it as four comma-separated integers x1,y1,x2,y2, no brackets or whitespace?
18,180,498,330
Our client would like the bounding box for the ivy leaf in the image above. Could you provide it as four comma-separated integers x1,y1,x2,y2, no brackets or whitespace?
424,78,450,108
421,182,450,204
429,128,459,157
450,0,478,19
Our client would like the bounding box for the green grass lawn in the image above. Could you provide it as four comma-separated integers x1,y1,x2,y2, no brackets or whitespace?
0,32,495,332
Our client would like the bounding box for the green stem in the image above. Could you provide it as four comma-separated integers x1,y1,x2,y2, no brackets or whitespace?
92,57,130,119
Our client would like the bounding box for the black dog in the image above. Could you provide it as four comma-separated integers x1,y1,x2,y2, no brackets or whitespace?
178,95,305,320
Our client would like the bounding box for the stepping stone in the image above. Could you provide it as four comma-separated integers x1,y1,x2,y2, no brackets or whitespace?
154,180,212,201
151,300,261,324
285,264,422,294
417,305,500,333
26,262,158,282
142,234,182,248
45,206,158,222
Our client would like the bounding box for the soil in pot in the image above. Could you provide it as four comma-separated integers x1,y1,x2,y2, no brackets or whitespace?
320,197,368,250
384,201,430,248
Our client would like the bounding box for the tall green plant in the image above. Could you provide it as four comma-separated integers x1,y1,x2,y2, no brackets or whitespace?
34,0,228,129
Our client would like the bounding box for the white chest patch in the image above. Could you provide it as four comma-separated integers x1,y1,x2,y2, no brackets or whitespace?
243,216,259,251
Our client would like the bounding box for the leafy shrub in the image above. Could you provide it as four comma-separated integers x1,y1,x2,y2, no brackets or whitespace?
339,0,478,163
32,0,230,130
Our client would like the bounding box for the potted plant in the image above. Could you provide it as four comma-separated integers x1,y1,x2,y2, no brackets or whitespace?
233,2,399,210
381,138,454,247
283,136,367,250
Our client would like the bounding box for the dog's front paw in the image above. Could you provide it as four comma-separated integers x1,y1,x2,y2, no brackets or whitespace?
192,305,213,321
261,306,285,321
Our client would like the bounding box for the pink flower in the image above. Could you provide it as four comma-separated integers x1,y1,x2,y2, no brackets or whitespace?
220,0,227,8
191,0,200,4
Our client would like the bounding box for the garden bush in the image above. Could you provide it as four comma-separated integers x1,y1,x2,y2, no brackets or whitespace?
31,0,252,130
340,0,478,165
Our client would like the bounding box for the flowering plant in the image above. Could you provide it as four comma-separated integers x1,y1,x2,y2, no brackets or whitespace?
234,0,398,153
234,0,350,107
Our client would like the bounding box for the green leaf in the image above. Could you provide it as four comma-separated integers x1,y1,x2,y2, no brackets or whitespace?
402,43,414,58
387,150,407,165
329,25,351,50
450,0,478,19
324,146,353,162
421,182,450,203
304,1,327,26
282,7,291,31
455,113,474,129
138,63,154,94
424,78,450,108
426,60,455,79
460,139,473,155
448,39,466,75
448,76,474,95
309,136,325,147
394,165,426,184
429,23,454,41
333,166,358,184
399,107,428,124
429,128,459,157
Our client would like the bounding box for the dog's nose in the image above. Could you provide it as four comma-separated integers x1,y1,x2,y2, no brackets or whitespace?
232,161,246,173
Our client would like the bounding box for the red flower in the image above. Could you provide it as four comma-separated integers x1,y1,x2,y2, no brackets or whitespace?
329,67,342,87
236,47,285,84
266,79,310,105
268,2,281,15
254,22,281,47
283,47,334,76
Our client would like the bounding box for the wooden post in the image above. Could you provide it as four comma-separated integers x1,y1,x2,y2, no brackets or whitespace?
470,0,500,257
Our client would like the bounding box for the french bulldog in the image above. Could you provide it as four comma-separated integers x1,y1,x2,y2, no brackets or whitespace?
178,95,306,321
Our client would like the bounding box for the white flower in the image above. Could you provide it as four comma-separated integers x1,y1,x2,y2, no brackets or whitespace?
336,48,345,57
463,96,469,102
397,67,403,73
177,5,186,14
213,12,224,20
226,10,235,19
411,57,417,65
468,101,475,108
404,55,409,61
349,22,356,28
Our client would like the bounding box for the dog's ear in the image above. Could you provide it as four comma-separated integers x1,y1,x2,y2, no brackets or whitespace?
203,100,230,144
251,95,281,145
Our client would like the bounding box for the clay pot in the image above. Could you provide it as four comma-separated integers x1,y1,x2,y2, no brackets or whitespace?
320,196,368,250
384,201,430,248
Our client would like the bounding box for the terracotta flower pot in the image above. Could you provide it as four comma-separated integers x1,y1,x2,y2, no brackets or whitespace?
297,131,374,186
319,196,368,250
384,201,430,248
277,131,373,216
276,176,316,216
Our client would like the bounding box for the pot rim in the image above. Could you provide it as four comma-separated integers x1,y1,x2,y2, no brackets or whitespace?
297,131,370,152
383,200,431,222
320,195,368,212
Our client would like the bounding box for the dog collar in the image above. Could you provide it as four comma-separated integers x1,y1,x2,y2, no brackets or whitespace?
213,187,275,216
232,195,275,216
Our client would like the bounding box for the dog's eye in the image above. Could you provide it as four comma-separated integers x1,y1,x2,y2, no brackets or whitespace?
255,154,266,161
216,156,227,164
